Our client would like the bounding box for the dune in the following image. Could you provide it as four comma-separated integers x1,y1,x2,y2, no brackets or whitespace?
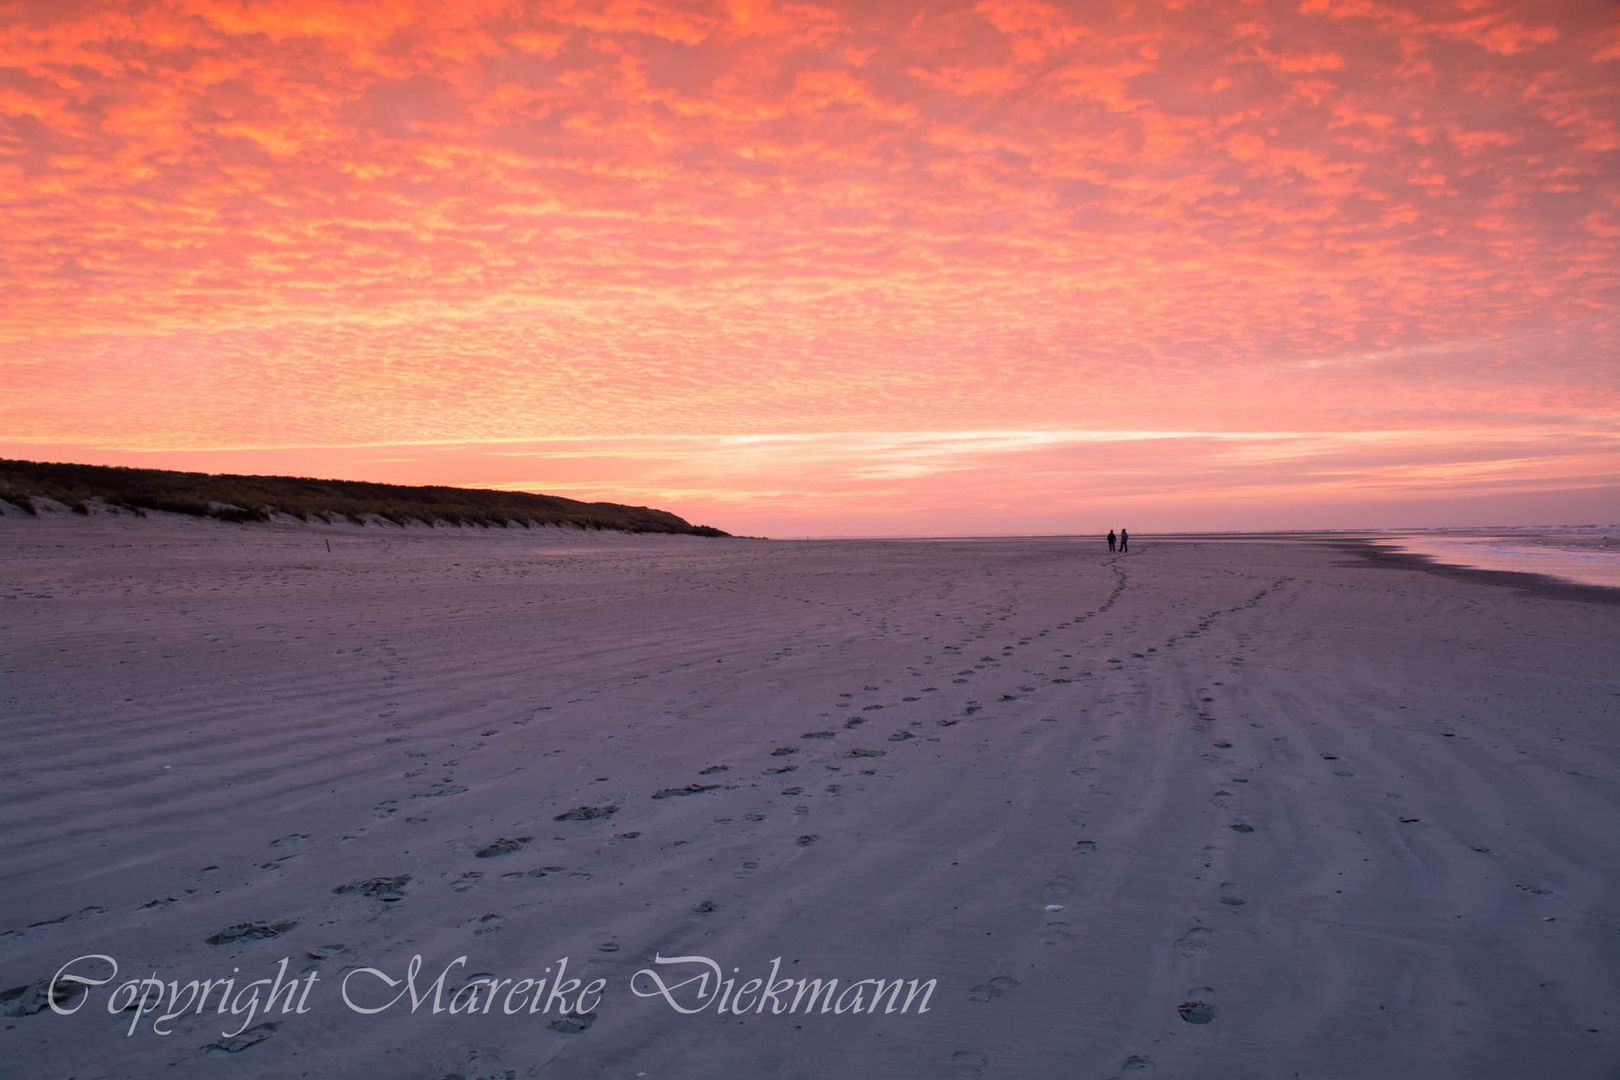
0,457,728,535
1,512,1616,1078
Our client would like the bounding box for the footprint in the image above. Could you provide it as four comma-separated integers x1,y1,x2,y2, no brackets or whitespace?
410,782,469,800
555,805,617,822
257,853,301,871
203,1021,279,1054
333,875,410,902
0,976,89,1016
548,1010,596,1033
206,920,297,946
651,784,721,799
967,976,1020,1002
1178,998,1217,1024
1174,926,1213,955
949,1050,989,1078
452,872,483,892
303,944,349,965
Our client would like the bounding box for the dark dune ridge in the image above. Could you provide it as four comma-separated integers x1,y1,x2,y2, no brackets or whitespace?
0,458,728,535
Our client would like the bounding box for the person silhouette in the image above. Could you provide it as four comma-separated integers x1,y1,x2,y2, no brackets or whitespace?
1107,530,1117,552
1119,528,1129,553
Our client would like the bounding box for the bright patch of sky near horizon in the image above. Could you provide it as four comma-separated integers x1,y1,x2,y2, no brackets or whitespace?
2,0,1617,536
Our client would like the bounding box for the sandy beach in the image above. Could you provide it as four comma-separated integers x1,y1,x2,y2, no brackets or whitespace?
2,513,1617,1079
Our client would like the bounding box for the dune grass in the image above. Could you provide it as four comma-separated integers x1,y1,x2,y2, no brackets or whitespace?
0,459,728,536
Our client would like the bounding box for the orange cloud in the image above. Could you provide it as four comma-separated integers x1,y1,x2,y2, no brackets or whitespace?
0,0,1614,533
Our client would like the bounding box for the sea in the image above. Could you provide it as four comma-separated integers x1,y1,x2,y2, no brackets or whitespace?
1369,525,1620,590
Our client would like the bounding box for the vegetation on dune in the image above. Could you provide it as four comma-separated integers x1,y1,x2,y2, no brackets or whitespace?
0,459,729,536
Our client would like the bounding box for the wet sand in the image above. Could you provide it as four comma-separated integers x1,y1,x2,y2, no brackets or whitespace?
2,513,1617,1078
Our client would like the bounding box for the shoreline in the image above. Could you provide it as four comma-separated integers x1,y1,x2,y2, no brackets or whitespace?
1328,537,1620,607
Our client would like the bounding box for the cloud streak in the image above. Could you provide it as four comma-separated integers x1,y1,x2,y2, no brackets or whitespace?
15,421,1616,535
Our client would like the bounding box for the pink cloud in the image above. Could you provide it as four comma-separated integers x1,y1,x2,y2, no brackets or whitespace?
0,0,1614,533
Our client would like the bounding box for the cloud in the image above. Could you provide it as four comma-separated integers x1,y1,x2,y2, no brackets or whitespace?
1,0,1614,532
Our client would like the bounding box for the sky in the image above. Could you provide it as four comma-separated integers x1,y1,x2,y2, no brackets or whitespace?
2,0,1617,537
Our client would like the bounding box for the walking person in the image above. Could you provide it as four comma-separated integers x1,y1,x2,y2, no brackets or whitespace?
1119,528,1129,553
1107,529,1117,552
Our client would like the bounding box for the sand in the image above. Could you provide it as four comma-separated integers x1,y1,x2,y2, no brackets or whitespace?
2,511,1617,1079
